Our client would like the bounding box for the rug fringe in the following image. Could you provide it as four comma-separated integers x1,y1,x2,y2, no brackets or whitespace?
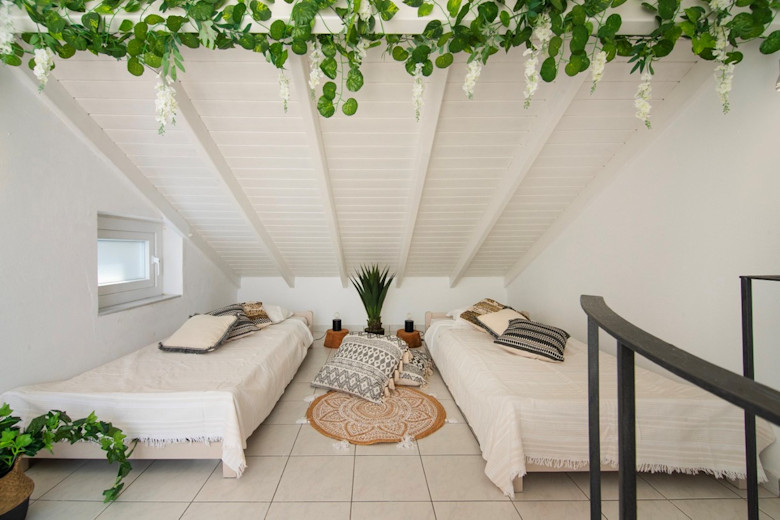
397,434,415,449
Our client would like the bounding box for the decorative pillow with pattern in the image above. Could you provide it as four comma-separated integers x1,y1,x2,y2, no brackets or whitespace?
494,318,569,362
159,314,238,354
396,349,434,387
208,304,260,341
311,333,410,404
477,308,529,337
242,301,273,329
460,298,513,334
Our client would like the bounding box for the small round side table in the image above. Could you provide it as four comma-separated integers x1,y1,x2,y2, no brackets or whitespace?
324,329,349,349
396,329,422,348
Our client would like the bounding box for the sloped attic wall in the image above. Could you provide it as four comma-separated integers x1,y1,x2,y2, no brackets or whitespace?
0,70,237,392
506,47,780,490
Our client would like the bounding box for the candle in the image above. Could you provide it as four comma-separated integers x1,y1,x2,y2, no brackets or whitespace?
404,313,414,333
332,312,342,332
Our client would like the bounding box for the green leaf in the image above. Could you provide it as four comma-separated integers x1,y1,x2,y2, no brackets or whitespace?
133,21,147,39
377,0,399,20
550,0,564,11
317,96,335,117
250,1,273,21
435,52,453,68
548,35,562,57
45,12,66,34
691,32,716,54
499,10,510,27
180,33,200,48
392,46,409,61
191,1,214,20
583,0,610,16
145,52,162,68
418,3,433,16
81,12,101,32
680,21,696,38
118,19,133,32
411,44,430,62
342,97,358,115
725,51,744,64
684,7,701,22
653,39,674,57
166,16,185,32
565,54,583,76
640,1,656,12
127,38,144,56
291,39,308,54
447,0,461,17
323,81,337,99
403,0,424,6
270,20,287,40
611,0,627,7
2,54,22,66
292,0,318,24
144,14,164,25
232,2,247,23
321,57,337,78
570,25,588,52
422,20,443,39
347,68,364,91
540,56,557,81
657,0,678,19
760,30,780,54
422,59,433,75
477,2,498,22
570,5,586,25
127,57,144,75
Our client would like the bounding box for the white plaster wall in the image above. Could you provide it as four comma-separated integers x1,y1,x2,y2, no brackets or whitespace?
238,276,507,331
0,70,237,392
506,48,780,489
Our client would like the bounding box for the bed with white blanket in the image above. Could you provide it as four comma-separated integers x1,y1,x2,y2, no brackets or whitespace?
424,314,776,496
1,313,313,477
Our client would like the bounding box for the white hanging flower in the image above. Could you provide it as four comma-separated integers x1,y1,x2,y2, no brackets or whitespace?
709,0,730,11
634,69,653,128
155,75,178,135
412,62,424,122
590,50,607,94
358,0,373,21
531,12,553,51
278,70,290,113
33,48,55,91
354,38,370,65
523,48,539,109
0,1,15,56
308,41,324,92
462,60,482,99
712,23,733,113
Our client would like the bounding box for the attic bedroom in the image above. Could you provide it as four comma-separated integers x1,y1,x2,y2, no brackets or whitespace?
1,0,779,518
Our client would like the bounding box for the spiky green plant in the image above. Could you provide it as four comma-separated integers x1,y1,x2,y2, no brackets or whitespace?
350,264,395,333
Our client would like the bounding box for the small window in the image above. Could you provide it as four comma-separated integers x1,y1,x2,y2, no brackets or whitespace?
98,214,163,311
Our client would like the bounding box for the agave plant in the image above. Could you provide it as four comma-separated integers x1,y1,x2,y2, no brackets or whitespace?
350,264,395,334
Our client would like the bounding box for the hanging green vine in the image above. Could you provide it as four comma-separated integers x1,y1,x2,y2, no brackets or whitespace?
0,0,778,130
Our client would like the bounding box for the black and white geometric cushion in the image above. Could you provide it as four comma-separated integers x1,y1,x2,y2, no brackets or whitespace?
397,349,434,386
207,303,260,342
312,333,408,404
494,318,569,362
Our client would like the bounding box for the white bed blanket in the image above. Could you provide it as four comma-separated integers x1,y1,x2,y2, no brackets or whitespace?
425,320,776,496
1,317,313,477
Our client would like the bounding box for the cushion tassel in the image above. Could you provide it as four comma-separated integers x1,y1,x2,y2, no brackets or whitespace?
394,369,400,382
388,378,395,390
384,386,391,398
403,351,412,363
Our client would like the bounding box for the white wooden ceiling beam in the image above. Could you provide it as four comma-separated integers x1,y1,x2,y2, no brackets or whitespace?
12,67,241,288
448,74,585,288
503,60,713,287
288,54,348,288
396,68,450,288
174,82,296,287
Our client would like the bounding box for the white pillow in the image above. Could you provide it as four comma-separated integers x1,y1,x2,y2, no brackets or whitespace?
477,308,528,337
446,307,476,328
264,304,293,323
159,314,238,353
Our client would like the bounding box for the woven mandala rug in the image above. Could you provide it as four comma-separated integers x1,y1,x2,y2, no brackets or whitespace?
307,387,446,445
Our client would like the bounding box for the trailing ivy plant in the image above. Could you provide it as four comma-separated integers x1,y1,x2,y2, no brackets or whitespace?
0,0,777,130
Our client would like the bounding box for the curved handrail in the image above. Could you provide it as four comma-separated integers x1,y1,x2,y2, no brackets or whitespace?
580,295,780,426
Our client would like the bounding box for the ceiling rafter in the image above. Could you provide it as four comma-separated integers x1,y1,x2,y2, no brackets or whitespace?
396,67,450,288
12,67,241,288
288,54,348,288
174,82,296,287
503,60,713,286
448,74,585,288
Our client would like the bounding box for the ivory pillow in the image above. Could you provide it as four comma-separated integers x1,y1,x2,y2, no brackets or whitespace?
159,314,238,354
477,308,528,337
459,298,511,334
264,304,294,323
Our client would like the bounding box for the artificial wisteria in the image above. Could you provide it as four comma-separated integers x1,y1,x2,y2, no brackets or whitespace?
354,39,370,65
308,41,325,92
523,13,553,108
412,62,424,122
712,23,735,113
462,60,482,100
0,1,14,56
32,48,55,91
634,70,653,129
278,70,290,113
154,75,178,135
590,51,607,95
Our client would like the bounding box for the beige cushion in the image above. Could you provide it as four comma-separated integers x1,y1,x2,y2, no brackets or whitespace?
459,298,510,334
159,314,238,354
477,308,528,337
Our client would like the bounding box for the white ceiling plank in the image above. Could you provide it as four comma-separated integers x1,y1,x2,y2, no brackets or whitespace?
396,67,450,288
12,67,241,287
448,74,585,288
503,61,713,286
287,55,348,287
174,82,296,287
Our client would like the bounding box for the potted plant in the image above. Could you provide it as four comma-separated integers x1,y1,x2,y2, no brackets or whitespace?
0,403,134,520
350,264,395,335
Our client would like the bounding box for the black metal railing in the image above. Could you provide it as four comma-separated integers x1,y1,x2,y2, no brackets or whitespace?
581,290,780,520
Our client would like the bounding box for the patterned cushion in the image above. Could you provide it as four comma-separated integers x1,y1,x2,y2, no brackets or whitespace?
396,350,434,387
159,314,238,354
477,308,528,337
312,333,409,404
460,298,513,333
208,304,260,341
494,318,569,362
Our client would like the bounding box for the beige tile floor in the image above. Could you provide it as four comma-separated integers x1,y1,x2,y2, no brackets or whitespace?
23,334,779,519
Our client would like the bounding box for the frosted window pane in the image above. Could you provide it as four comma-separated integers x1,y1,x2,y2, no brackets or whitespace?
98,239,149,285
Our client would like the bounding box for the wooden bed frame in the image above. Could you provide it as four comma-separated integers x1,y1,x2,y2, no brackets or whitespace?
26,311,315,478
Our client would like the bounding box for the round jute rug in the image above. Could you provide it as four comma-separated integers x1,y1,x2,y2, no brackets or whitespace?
306,387,446,445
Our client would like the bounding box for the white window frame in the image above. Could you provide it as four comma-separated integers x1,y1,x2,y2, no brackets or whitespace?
98,214,163,311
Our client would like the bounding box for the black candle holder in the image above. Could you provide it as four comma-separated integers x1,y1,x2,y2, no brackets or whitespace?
332,318,342,332
404,319,414,333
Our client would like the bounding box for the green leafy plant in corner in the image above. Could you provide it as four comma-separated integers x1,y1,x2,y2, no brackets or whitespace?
0,402,135,502
350,264,395,333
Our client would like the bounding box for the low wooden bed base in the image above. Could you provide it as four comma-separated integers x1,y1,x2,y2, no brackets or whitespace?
26,311,314,479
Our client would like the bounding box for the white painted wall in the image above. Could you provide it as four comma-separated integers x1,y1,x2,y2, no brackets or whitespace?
0,70,237,393
506,48,780,489
238,276,507,331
